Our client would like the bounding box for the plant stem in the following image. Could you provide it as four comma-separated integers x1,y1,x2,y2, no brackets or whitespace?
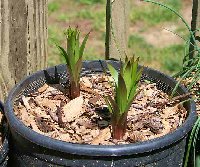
69,80,80,99
112,113,127,140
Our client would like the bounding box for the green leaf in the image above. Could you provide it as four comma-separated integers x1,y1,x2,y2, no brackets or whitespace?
135,68,143,84
106,95,120,121
123,61,132,95
123,56,129,73
73,57,82,84
117,74,127,114
107,63,118,86
128,67,142,105
74,31,80,63
79,31,90,58
56,45,69,65
104,96,114,113
131,57,139,84
127,85,137,108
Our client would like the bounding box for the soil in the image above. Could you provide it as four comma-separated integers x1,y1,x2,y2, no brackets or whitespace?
14,74,188,145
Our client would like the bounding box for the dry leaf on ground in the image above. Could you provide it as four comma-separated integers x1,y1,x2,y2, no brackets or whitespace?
91,128,111,145
62,96,84,122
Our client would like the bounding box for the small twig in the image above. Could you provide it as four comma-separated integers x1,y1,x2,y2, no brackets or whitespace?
171,92,191,102
56,101,65,128
151,93,191,108
47,108,58,123
80,83,100,96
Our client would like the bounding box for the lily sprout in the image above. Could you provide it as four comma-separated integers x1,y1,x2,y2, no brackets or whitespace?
105,56,143,140
57,27,90,99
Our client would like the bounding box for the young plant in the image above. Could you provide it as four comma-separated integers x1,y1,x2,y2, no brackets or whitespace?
104,56,143,140
56,27,90,99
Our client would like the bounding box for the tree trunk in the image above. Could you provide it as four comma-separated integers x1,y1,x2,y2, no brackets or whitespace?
0,0,48,101
105,0,130,60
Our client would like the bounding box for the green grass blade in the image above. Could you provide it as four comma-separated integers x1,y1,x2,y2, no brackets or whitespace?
171,66,195,97
187,72,200,90
192,120,200,167
184,117,200,167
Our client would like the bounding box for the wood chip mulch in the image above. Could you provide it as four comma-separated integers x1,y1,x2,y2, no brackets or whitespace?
14,73,188,145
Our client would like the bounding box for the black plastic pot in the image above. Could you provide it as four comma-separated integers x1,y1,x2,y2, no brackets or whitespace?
5,60,196,167
0,101,9,167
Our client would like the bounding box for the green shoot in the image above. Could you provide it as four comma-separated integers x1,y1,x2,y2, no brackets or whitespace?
56,27,90,99
104,56,143,140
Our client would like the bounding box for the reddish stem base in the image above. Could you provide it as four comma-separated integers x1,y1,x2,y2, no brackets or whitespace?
69,81,80,99
112,115,127,140
112,126,126,140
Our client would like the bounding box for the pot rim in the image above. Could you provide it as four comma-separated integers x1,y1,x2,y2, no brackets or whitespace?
5,60,197,156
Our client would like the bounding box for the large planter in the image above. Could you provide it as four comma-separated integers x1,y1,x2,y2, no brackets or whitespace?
5,60,196,167
0,101,9,167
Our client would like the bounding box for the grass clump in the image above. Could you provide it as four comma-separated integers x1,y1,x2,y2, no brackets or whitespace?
58,13,70,22
76,9,106,31
130,0,181,26
48,2,60,14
